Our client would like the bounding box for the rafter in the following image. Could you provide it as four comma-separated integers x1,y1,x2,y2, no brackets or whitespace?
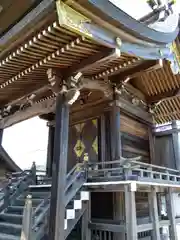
63,47,120,78
110,60,161,82
147,88,180,104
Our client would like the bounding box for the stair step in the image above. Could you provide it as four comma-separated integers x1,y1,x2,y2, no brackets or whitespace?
14,198,42,206
11,172,23,177
0,213,23,225
0,222,21,236
75,191,90,201
65,209,76,220
6,206,24,215
67,200,82,210
19,191,50,199
29,184,51,189
0,233,19,240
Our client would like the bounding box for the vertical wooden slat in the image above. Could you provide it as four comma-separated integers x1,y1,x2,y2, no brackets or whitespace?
148,187,160,240
166,188,178,240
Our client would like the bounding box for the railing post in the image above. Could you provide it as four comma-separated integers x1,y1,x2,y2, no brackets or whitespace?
4,184,10,205
20,195,33,240
31,162,37,183
125,182,137,240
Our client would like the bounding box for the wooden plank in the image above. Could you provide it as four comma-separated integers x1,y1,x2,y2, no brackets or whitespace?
121,114,149,139
166,189,178,240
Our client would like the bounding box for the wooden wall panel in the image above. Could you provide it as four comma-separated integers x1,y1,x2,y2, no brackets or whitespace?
121,113,150,163
155,135,176,169
121,114,148,140
68,118,99,171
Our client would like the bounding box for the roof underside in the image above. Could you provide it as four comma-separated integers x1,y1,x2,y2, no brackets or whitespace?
0,1,180,126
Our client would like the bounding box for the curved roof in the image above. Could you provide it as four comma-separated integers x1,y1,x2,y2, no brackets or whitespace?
0,0,179,126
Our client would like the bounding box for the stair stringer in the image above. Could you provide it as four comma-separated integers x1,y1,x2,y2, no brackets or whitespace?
64,190,90,239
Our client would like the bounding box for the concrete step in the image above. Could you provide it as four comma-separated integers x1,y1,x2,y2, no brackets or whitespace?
0,213,23,225
0,233,20,240
0,222,21,236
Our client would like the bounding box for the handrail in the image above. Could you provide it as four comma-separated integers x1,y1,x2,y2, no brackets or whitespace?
66,163,83,179
20,195,33,240
88,158,180,174
0,163,37,213
31,163,87,239
33,193,51,218
0,170,28,202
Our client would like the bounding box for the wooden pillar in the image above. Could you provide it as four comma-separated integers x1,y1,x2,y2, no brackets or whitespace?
166,188,178,240
49,93,70,240
172,121,180,170
148,187,160,240
98,115,106,163
148,126,155,164
110,104,121,160
125,183,137,240
110,103,124,239
0,129,4,146
46,125,55,177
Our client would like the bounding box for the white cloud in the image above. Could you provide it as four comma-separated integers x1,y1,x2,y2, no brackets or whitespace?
2,117,48,170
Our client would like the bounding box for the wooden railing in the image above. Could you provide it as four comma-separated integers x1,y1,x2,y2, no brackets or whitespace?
20,162,87,240
87,157,180,185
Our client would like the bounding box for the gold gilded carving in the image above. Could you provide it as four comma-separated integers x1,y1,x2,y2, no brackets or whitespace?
56,1,92,38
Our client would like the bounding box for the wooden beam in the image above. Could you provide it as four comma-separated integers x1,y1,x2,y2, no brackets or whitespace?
110,60,158,82
115,97,152,124
125,83,146,102
0,97,56,129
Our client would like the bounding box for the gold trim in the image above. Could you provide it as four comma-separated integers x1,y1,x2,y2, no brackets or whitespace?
170,40,180,71
56,0,93,38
